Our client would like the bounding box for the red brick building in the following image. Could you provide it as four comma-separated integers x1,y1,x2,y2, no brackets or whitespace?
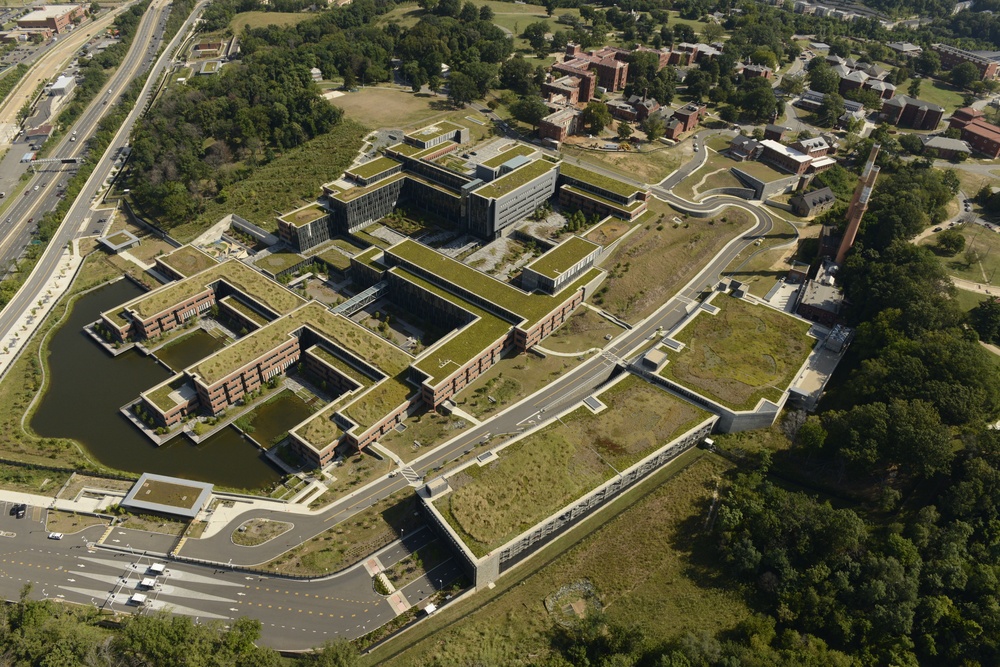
932,43,1000,81
949,107,1000,158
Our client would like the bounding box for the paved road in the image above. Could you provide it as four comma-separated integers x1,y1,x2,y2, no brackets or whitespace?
0,501,422,648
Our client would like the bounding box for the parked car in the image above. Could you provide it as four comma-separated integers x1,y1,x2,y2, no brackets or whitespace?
47,532,63,540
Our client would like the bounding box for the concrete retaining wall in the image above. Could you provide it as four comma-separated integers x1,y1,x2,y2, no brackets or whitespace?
700,187,756,200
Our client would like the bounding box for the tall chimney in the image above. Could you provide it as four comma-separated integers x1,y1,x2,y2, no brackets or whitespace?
835,143,881,264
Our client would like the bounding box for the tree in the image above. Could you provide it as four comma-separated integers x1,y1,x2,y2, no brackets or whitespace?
617,121,633,142
971,297,1000,343
582,101,612,134
447,71,477,106
702,22,724,43
899,133,924,155
908,78,922,98
310,639,359,666
808,61,840,94
522,21,549,51
951,61,981,89
915,50,941,76
817,92,846,127
936,228,966,255
781,74,805,96
642,114,665,141
509,95,548,128
500,56,536,95
89,1,100,14
479,4,493,21
401,61,427,92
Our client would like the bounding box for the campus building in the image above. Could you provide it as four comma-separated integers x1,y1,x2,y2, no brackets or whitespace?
948,107,1000,159
758,139,836,176
16,4,85,33
881,95,945,130
932,43,1000,80
557,162,649,221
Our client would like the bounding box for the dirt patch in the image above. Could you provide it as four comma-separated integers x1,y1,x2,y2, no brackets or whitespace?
232,518,293,546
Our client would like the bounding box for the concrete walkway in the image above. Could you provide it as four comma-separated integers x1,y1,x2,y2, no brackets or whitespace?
534,344,601,358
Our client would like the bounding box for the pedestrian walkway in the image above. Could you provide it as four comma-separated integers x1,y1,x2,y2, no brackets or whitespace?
446,405,481,426
534,344,601,358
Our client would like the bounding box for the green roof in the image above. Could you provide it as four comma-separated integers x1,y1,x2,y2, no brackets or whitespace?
395,268,513,385
388,239,602,326
280,203,328,228
559,162,642,198
190,302,411,386
561,185,646,212
388,141,457,161
473,159,557,199
106,232,132,245
407,121,462,142
482,144,536,168
341,374,415,431
294,392,355,451
524,236,601,280
346,156,401,180
316,247,352,272
305,345,373,389
158,245,217,278
126,260,305,321
220,295,268,327
255,251,305,275
388,142,421,157
332,172,406,203
733,161,788,182
352,246,385,270
144,374,190,411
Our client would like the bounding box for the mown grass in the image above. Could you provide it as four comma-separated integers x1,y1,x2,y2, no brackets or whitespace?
543,307,623,353
365,452,748,667
722,216,802,296
920,223,1000,284
229,11,313,34
169,121,368,242
662,294,813,410
562,143,685,185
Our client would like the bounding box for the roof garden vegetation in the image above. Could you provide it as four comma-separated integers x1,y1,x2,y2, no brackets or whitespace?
158,245,217,277
352,246,386,269
482,144,536,169
294,391,359,450
255,251,306,275
525,236,601,280
389,239,601,327
134,478,204,509
407,121,462,141
351,227,391,249
192,302,411,385
434,375,709,556
341,374,416,431
280,203,328,228
346,156,401,180
659,295,813,411
394,269,512,385
306,345,374,389
145,374,190,411
316,247,352,272
584,218,632,245
734,161,788,182
220,295,269,327
559,162,642,198
106,232,134,246
388,142,422,157
474,160,556,200
561,185,645,212
332,172,406,203
127,260,305,320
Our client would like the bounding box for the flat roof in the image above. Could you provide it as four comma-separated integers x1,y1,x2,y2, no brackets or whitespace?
346,156,401,180
158,245,217,278
255,250,306,275
121,473,213,519
99,230,139,251
20,5,79,20
118,260,305,321
279,203,329,228
481,144,536,168
524,236,601,280
190,301,411,386
560,185,646,212
760,139,811,163
406,121,462,142
473,159,557,199
558,162,642,198
331,172,406,203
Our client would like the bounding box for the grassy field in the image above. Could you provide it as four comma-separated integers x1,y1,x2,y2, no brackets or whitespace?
562,144,687,185
332,89,448,131
955,287,992,312
229,11,312,34
454,350,590,419
46,510,107,534
366,451,748,667
231,518,292,546
167,121,368,242
377,408,469,464
542,307,624,353
268,491,418,576
722,217,804,297
307,451,393,509
920,223,1000,284
438,375,708,556
662,295,813,410
918,79,967,113
378,3,424,28
591,203,750,322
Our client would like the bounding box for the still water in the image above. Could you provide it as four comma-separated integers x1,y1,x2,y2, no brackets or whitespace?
30,280,283,489
154,328,227,371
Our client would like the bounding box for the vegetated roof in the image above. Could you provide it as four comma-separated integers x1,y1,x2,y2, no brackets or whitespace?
190,301,411,386
524,236,602,280
106,232,132,245
388,141,456,160
126,260,305,321
144,374,190,411
280,203,329,228
407,121,462,142
482,144,536,168
560,185,645,212
473,159,557,199
734,160,789,182
346,156,401,180
558,162,642,198
388,239,602,326
316,246,352,271
332,172,406,202
305,345,373,389
256,251,306,275
352,246,386,269
395,268,512,385
158,245,217,278
433,375,710,556
340,374,415,431
219,295,268,326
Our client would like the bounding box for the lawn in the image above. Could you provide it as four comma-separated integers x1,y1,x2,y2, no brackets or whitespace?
542,307,624,353
721,217,803,297
229,11,313,34
46,510,107,534
306,450,394,510
661,294,814,410
167,121,368,242
584,218,632,245
561,144,686,185
332,88,451,132
378,3,424,28
377,408,470,463
920,223,1000,284
917,79,967,113
591,203,750,322
955,286,992,312
436,375,709,556
454,349,591,419
366,452,748,667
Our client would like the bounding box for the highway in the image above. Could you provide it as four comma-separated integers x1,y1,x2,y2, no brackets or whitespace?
0,0,203,352
178,190,776,567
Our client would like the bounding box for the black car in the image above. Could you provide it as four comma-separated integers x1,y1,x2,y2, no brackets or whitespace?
10,503,25,518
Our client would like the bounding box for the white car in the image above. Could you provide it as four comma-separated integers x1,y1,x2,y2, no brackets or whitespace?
47,532,63,540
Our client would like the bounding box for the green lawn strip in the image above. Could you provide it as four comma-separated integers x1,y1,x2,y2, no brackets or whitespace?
559,162,642,198
481,144,536,168
660,295,813,411
473,159,556,199
229,10,313,32
436,375,708,557
332,172,406,203
524,236,601,280
219,295,269,326
158,245,217,277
